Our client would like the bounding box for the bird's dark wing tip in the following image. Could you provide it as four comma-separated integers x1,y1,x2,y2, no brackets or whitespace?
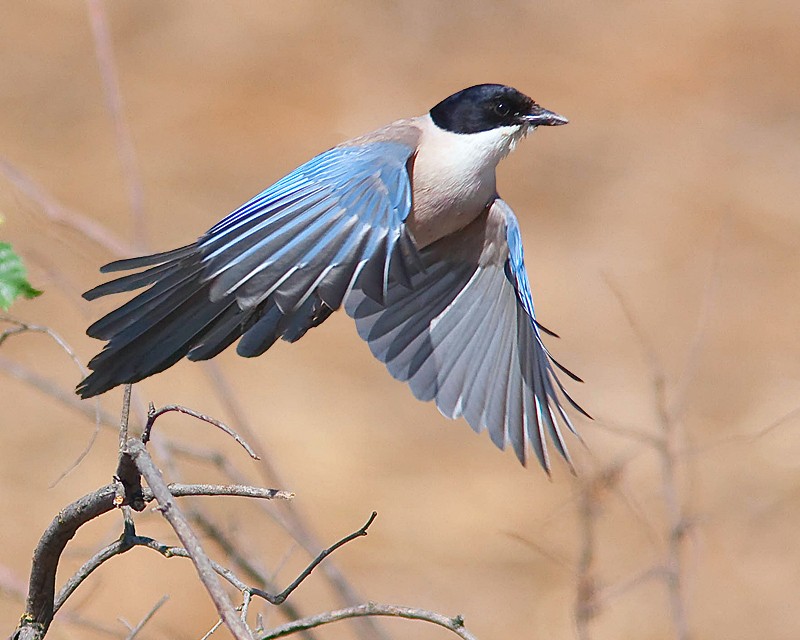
99,245,195,273
534,319,560,338
75,378,98,399
82,286,105,302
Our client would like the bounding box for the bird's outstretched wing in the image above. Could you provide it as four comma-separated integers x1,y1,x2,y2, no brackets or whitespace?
77,135,420,398
346,198,587,471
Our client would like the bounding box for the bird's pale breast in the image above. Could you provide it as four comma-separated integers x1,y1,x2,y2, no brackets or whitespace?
406,115,521,248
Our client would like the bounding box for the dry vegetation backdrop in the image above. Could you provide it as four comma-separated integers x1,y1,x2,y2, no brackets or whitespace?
1,1,799,639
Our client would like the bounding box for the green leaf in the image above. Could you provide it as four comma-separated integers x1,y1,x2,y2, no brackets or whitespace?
0,242,42,310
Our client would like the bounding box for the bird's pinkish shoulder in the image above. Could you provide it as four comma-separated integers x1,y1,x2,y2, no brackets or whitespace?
336,117,423,151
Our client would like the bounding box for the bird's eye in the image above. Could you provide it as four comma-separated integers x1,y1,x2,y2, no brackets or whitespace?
493,102,510,117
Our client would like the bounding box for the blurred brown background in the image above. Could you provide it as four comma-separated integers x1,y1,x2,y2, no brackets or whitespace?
1,1,799,639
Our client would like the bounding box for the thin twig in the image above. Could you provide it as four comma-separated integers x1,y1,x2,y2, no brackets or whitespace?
119,384,132,449
590,419,659,446
0,317,85,374
55,613,123,638
202,362,284,484
0,356,118,428
0,316,103,485
686,401,800,459
200,618,225,640
756,404,800,438
143,403,259,460
606,279,691,640
85,0,147,250
597,567,665,607
574,479,598,640
123,594,169,640
261,512,377,606
503,531,572,571
260,603,479,640
143,484,293,502
669,217,726,419
0,155,131,258
136,512,377,606
656,386,690,640
241,590,253,622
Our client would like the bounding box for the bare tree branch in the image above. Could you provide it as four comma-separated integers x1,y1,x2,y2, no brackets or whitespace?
85,0,147,249
259,512,377,606
143,403,259,460
123,594,169,640
144,484,293,501
15,483,119,639
38,485,364,640
125,439,254,640
0,316,103,484
574,480,598,640
573,463,625,640
51,481,290,617
606,279,692,640
0,355,118,427
119,384,132,448
200,618,225,640
259,603,480,640
669,218,726,420
0,155,131,258
13,453,293,640
131,512,377,607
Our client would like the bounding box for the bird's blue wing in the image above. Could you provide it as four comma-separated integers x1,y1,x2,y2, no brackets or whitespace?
347,198,586,471
77,137,420,397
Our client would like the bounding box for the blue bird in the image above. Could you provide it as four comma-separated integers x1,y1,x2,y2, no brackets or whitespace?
77,84,588,471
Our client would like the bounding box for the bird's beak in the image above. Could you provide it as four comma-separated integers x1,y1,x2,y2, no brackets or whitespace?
523,105,569,127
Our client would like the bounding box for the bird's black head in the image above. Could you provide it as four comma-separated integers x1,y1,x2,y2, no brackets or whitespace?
429,84,568,135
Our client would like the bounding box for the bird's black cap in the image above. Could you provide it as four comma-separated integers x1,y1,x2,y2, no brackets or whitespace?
430,84,568,135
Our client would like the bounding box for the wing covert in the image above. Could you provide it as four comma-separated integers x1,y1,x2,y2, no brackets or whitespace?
77,135,420,397
199,140,418,311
